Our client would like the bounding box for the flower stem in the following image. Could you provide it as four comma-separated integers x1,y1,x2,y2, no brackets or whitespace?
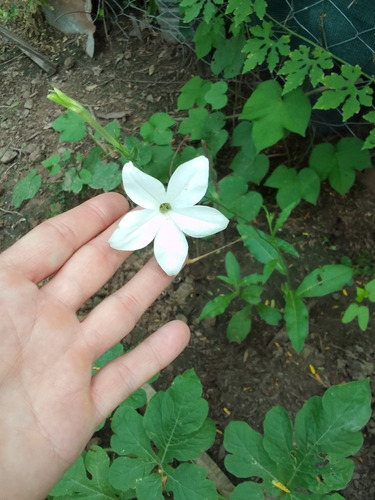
187,238,244,265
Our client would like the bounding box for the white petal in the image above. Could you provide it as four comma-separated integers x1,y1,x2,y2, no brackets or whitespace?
154,218,188,276
166,156,209,208
170,206,229,237
109,209,162,250
122,162,166,209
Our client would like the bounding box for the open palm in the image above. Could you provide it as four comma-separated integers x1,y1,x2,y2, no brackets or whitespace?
0,193,189,499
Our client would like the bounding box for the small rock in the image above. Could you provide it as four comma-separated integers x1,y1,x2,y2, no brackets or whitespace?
24,98,33,110
0,148,17,164
64,57,75,70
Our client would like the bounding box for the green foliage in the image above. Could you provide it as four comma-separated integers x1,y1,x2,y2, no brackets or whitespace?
309,138,371,195
314,65,373,121
51,110,86,142
140,113,176,146
342,279,375,331
224,379,372,498
177,76,228,110
242,21,290,73
12,168,42,208
240,80,311,151
279,45,334,94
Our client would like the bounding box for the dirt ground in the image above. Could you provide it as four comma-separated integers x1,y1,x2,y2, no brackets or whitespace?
1,13,374,499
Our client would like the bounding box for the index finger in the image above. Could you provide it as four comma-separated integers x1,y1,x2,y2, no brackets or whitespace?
0,193,128,283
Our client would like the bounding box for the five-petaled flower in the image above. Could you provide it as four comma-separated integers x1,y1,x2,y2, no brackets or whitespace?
109,156,229,275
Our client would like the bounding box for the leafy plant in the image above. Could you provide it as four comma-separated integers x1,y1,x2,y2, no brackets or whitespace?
342,279,375,331
224,379,372,499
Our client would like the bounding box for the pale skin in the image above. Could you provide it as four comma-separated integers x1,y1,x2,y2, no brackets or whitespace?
0,193,190,499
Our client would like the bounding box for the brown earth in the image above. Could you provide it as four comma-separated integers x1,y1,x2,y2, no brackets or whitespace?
0,13,374,499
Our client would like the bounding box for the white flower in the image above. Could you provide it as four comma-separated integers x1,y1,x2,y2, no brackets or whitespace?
109,156,229,276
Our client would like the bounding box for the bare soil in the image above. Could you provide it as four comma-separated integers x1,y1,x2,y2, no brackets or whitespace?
1,15,374,499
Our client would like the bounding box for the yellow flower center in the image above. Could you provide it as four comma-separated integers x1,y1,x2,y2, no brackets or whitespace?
159,202,171,214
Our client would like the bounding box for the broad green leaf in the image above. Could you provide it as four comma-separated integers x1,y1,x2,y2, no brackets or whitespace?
365,279,375,301
257,304,282,326
283,286,308,353
363,111,375,149
84,149,121,191
240,80,311,151
265,164,320,209
143,369,214,463
199,293,236,319
136,474,163,500
177,76,212,110
62,169,84,193
211,33,246,78
93,342,124,372
93,120,120,141
42,153,63,175
204,81,228,109
309,137,371,194
52,110,86,142
140,112,175,146
225,251,241,284
12,169,42,208
357,305,370,331
111,406,156,460
231,481,264,499
224,421,276,480
238,223,286,274
193,17,225,59
293,380,371,493
279,45,333,94
314,65,373,121
219,174,263,220
50,446,118,498
342,303,359,324
297,265,353,298
227,306,252,342
109,456,154,492
243,22,290,73
166,463,217,500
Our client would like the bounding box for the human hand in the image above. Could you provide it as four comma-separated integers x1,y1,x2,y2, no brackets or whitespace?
0,193,190,499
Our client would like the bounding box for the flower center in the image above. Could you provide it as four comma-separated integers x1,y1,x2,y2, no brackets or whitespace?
159,202,172,214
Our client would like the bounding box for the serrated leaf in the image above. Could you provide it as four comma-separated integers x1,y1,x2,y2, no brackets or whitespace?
166,463,217,500
243,22,290,73
199,293,236,319
240,80,311,151
283,286,308,353
143,369,214,463
52,110,86,142
12,169,42,208
297,265,353,298
50,446,118,498
227,306,252,342
314,65,373,121
280,45,333,94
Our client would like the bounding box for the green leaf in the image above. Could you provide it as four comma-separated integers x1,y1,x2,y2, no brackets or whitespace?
309,137,371,194
218,174,262,220
225,251,241,284
193,16,225,59
357,305,370,331
177,76,212,110
238,223,286,274
342,303,359,324
50,446,119,498
166,463,217,500
297,265,353,298
136,474,163,500
52,110,86,142
93,342,124,372
211,33,246,78
199,293,236,319
109,456,155,492
365,279,375,301
143,369,214,463
279,45,333,94
204,81,228,109
240,80,311,151
140,112,175,146
294,379,371,493
257,304,282,326
227,306,252,342
231,482,264,499
314,65,373,121
62,169,84,193
283,286,309,353
243,22,290,73
12,169,42,208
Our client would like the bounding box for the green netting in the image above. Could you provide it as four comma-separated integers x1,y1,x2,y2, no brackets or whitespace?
267,0,375,77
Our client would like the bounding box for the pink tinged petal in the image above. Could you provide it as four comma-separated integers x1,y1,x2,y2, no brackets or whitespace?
109,209,162,250
154,218,188,276
170,206,229,237
166,156,209,208
122,162,166,209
